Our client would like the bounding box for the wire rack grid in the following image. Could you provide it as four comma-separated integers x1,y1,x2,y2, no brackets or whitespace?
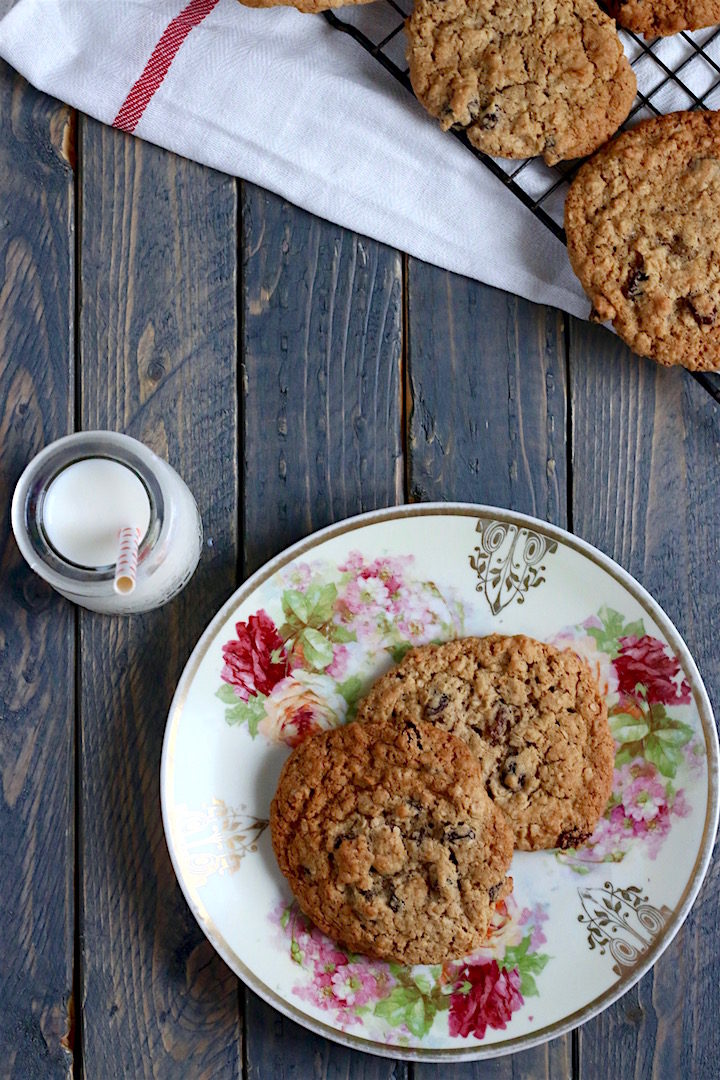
323,3,720,399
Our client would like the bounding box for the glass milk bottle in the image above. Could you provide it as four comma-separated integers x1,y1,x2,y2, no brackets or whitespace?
11,431,203,614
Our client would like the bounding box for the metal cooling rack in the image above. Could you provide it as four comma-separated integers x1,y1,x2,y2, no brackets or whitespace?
323,4,720,400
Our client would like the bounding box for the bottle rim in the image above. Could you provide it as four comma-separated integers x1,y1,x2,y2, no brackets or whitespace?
11,431,165,594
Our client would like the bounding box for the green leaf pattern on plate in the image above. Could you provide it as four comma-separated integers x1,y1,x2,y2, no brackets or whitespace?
215,551,465,746
552,606,701,872
271,895,549,1044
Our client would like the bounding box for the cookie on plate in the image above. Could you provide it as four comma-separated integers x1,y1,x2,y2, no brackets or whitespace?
406,0,636,165
270,718,514,965
355,635,614,851
605,0,720,36
565,110,720,371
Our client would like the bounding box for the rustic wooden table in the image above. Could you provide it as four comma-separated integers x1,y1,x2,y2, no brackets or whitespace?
2,57,719,1080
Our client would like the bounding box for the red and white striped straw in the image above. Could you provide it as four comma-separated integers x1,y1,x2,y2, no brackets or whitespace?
114,525,141,595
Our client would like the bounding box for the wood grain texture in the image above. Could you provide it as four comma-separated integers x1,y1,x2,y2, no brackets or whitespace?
0,65,75,1079
407,263,571,1080
242,184,406,1078
242,186,404,576
569,319,720,1080
77,117,241,1079
406,263,567,527
418,1042,571,1080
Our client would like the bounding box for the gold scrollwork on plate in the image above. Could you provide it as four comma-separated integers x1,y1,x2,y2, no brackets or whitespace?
578,882,672,976
469,519,558,615
175,799,268,888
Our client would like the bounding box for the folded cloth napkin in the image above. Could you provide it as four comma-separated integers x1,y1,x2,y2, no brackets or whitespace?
0,0,717,320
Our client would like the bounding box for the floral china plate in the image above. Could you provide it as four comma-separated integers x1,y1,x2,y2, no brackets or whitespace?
161,504,719,1062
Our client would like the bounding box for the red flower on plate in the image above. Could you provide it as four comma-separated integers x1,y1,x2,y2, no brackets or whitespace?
221,610,288,700
614,635,691,706
448,960,523,1040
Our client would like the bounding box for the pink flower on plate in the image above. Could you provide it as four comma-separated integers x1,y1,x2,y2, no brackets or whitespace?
449,961,523,1040
294,978,337,1011
335,1011,364,1030
615,759,654,788
672,788,691,818
625,789,665,823
642,805,674,857
338,575,392,618
326,643,350,679
608,803,635,834
279,562,314,592
221,609,288,700
338,550,366,575
623,763,665,796
351,611,390,645
614,635,691,705
258,671,347,746
601,769,690,860
393,592,435,641
359,555,405,596
338,551,409,595
686,740,707,779
614,760,690,818
518,904,549,950
330,963,379,1007
302,928,347,972
305,929,348,973
565,815,623,863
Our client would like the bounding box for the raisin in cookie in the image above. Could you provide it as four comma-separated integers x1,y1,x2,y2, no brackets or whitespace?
406,0,636,165
606,0,720,36
270,718,514,965
566,111,720,371
356,636,614,851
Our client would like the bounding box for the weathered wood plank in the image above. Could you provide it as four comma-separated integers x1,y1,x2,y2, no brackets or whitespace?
242,187,404,575
407,262,571,1080
569,319,720,1080
242,185,405,1078
0,65,75,1079
77,118,241,1079
406,262,567,528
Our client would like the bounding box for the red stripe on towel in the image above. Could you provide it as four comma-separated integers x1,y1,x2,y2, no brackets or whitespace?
113,0,220,133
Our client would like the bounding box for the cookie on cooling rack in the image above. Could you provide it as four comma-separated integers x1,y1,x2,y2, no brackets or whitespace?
355,635,614,852
565,110,720,371
270,718,514,965
406,0,636,165
606,0,720,36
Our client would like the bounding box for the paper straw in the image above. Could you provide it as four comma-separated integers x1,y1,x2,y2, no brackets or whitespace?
114,525,141,595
